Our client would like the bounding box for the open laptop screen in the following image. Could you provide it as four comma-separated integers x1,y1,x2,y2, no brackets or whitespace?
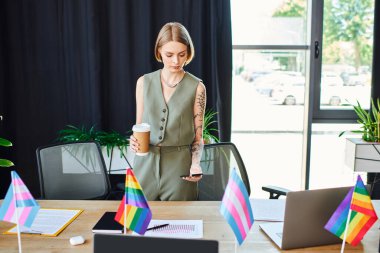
94,234,219,253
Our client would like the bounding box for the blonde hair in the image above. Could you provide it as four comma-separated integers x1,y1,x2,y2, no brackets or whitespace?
154,22,195,65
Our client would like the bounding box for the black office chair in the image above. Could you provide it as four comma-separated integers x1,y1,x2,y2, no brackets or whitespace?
198,142,251,200
261,185,290,199
36,141,111,200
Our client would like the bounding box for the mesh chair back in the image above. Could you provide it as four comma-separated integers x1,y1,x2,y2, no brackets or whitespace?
198,142,250,200
36,142,111,200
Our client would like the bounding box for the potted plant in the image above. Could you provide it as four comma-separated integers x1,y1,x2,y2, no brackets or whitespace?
57,125,131,174
203,108,220,144
340,99,380,142
0,137,14,167
341,99,380,172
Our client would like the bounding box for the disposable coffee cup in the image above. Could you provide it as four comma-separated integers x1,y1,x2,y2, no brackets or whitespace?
132,123,150,156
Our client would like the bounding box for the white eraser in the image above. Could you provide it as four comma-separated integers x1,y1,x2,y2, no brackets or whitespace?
70,236,85,246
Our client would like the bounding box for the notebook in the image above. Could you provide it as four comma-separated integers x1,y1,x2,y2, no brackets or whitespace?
92,212,123,234
259,186,352,250
93,233,218,253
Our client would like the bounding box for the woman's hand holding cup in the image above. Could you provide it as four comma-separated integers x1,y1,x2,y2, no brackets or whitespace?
132,123,150,156
129,135,139,152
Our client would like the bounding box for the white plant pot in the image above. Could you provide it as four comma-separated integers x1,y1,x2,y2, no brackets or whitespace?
101,146,135,174
345,138,380,172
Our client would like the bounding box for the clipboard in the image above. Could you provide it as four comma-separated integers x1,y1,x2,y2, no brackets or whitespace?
4,208,83,237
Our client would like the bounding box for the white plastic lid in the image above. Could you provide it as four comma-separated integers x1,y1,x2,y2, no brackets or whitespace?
132,123,150,132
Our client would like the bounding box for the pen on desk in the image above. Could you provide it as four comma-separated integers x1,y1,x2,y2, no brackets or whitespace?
146,223,169,231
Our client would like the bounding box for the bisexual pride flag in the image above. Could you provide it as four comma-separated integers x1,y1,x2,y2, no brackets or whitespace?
325,175,378,246
220,168,254,245
114,168,152,235
0,171,40,227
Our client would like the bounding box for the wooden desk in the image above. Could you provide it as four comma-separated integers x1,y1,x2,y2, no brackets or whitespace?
0,200,379,253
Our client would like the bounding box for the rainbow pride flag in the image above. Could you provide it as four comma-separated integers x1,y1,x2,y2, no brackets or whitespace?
324,175,378,246
0,171,40,227
220,168,254,245
114,168,152,235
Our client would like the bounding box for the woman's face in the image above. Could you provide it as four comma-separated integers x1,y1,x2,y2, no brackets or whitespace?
159,41,188,72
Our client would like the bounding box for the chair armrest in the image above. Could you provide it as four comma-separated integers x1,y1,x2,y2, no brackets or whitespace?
262,185,291,199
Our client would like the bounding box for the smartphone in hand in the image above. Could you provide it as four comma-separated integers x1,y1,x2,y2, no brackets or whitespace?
180,173,203,178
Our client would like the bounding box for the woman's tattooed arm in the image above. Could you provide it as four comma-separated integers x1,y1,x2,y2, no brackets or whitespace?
190,82,206,174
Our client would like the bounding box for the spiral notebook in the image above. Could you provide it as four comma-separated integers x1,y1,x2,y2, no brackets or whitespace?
92,213,203,238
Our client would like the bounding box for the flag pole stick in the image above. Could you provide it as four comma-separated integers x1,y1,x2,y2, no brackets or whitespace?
124,203,127,235
123,168,127,235
340,208,352,253
11,173,22,253
234,237,238,253
340,185,355,253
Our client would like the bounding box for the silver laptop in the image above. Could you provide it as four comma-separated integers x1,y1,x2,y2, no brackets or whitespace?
260,186,352,250
94,233,218,253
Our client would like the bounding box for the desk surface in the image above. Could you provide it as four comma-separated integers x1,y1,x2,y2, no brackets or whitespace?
0,200,379,253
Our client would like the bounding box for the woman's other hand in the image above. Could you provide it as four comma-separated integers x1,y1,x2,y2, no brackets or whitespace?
182,165,203,182
181,174,202,182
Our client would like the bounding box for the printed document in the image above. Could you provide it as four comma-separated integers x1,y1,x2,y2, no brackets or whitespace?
5,208,83,236
144,220,203,239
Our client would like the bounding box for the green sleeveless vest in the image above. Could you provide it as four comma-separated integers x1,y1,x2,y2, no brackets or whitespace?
143,70,200,146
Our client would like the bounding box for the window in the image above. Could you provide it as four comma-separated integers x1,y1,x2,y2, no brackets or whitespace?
231,0,308,197
313,0,374,122
231,0,374,197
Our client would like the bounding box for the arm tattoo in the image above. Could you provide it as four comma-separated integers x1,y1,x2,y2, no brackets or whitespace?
194,89,205,120
190,85,206,170
191,143,201,153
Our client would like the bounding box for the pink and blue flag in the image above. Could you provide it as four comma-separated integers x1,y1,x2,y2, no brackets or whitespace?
0,171,40,227
220,168,254,245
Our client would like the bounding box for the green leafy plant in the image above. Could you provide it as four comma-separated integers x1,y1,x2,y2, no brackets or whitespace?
0,137,14,167
339,99,380,142
58,125,130,157
203,109,219,144
58,125,131,174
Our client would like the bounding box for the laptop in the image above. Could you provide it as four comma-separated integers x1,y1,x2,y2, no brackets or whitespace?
94,233,218,253
260,186,352,250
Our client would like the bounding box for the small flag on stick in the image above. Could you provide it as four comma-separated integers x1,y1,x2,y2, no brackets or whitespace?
0,171,40,253
114,168,152,235
220,168,254,245
0,171,40,227
325,175,378,247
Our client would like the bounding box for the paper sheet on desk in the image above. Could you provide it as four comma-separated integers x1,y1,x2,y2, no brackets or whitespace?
143,220,203,239
251,199,285,221
5,208,83,236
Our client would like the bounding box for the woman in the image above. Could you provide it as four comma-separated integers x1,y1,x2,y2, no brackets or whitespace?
130,22,206,201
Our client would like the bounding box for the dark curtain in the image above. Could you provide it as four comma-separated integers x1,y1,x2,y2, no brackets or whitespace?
0,0,232,197
369,0,380,198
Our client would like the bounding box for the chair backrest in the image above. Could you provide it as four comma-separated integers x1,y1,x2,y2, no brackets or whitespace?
198,142,250,200
36,141,111,200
